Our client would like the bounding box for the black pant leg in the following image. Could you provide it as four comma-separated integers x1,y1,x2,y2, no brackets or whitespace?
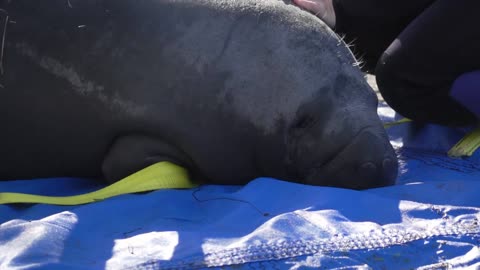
375,0,480,125
333,0,435,72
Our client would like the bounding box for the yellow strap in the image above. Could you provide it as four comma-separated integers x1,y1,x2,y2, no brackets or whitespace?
448,126,480,157
0,162,197,205
1,118,477,205
383,118,412,128
383,117,480,157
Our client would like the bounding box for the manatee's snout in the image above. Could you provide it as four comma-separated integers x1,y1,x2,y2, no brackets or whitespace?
287,118,398,190
306,130,398,189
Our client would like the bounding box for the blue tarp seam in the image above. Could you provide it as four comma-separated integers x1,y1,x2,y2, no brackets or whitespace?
140,218,479,269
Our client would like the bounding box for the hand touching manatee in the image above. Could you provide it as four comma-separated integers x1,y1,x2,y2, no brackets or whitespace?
0,0,398,189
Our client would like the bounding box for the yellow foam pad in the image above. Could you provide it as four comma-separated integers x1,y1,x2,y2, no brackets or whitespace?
384,118,480,158
448,126,480,158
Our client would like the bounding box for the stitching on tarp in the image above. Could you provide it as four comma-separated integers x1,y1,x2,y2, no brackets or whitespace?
130,218,479,269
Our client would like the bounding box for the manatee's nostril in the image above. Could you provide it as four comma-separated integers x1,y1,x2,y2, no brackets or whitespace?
294,115,315,129
383,158,393,170
359,162,377,177
361,162,376,170
382,158,398,181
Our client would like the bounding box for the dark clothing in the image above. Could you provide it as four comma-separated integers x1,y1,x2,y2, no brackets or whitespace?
332,0,480,125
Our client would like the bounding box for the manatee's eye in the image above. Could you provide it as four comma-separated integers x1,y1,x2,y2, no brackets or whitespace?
293,115,315,130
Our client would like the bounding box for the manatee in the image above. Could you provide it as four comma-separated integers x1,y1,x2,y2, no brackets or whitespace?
0,0,398,189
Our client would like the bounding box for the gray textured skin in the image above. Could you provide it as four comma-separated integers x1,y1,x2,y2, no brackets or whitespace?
0,0,398,189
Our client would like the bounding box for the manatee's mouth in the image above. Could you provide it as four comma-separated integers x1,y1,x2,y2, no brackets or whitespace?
294,127,398,189
296,125,373,176
302,143,363,188
302,134,364,187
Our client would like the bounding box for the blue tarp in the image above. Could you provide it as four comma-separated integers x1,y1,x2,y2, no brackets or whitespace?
1,104,479,269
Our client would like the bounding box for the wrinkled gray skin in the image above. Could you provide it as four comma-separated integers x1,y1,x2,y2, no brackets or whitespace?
0,0,398,189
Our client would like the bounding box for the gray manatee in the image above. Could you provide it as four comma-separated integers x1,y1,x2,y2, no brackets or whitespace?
0,0,398,189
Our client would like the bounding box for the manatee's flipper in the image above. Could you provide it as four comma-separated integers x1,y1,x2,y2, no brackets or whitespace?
101,135,194,183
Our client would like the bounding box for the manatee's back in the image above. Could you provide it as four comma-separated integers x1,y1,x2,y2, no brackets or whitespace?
0,1,127,180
